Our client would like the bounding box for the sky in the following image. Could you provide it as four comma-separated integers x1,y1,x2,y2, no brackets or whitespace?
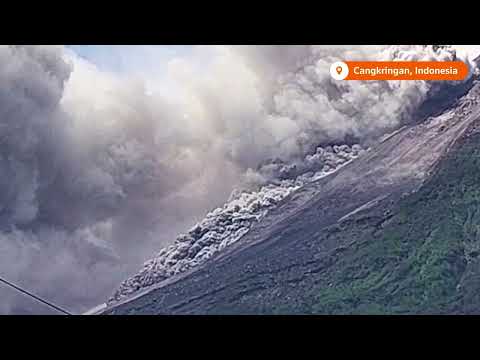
69,45,192,73
68,45,194,98
70,45,480,71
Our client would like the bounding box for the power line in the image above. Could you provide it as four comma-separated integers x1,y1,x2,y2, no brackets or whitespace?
0,276,72,315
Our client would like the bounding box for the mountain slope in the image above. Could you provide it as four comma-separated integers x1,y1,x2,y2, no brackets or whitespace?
104,76,480,315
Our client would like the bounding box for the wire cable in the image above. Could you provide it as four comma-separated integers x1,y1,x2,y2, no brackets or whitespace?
0,276,72,315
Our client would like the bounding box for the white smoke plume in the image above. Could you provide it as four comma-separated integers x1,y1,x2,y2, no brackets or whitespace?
0,45,475,313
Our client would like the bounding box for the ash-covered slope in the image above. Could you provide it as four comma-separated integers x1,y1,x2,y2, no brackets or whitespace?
105,73,480,315
109,144,366,304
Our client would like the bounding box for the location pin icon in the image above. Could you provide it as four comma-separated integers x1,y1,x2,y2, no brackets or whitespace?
331,62,348,80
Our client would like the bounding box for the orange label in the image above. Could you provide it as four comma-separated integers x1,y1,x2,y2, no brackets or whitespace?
344,61,469,81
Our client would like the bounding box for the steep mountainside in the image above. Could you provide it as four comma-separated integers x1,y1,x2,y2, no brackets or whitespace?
104,74,480,315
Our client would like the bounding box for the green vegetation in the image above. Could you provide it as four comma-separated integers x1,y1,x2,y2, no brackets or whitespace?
301,130,480,314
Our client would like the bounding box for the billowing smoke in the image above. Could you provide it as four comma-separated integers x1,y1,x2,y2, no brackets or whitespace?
0,45,474,313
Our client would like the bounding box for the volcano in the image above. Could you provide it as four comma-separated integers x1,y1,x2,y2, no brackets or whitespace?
97,56,480,315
